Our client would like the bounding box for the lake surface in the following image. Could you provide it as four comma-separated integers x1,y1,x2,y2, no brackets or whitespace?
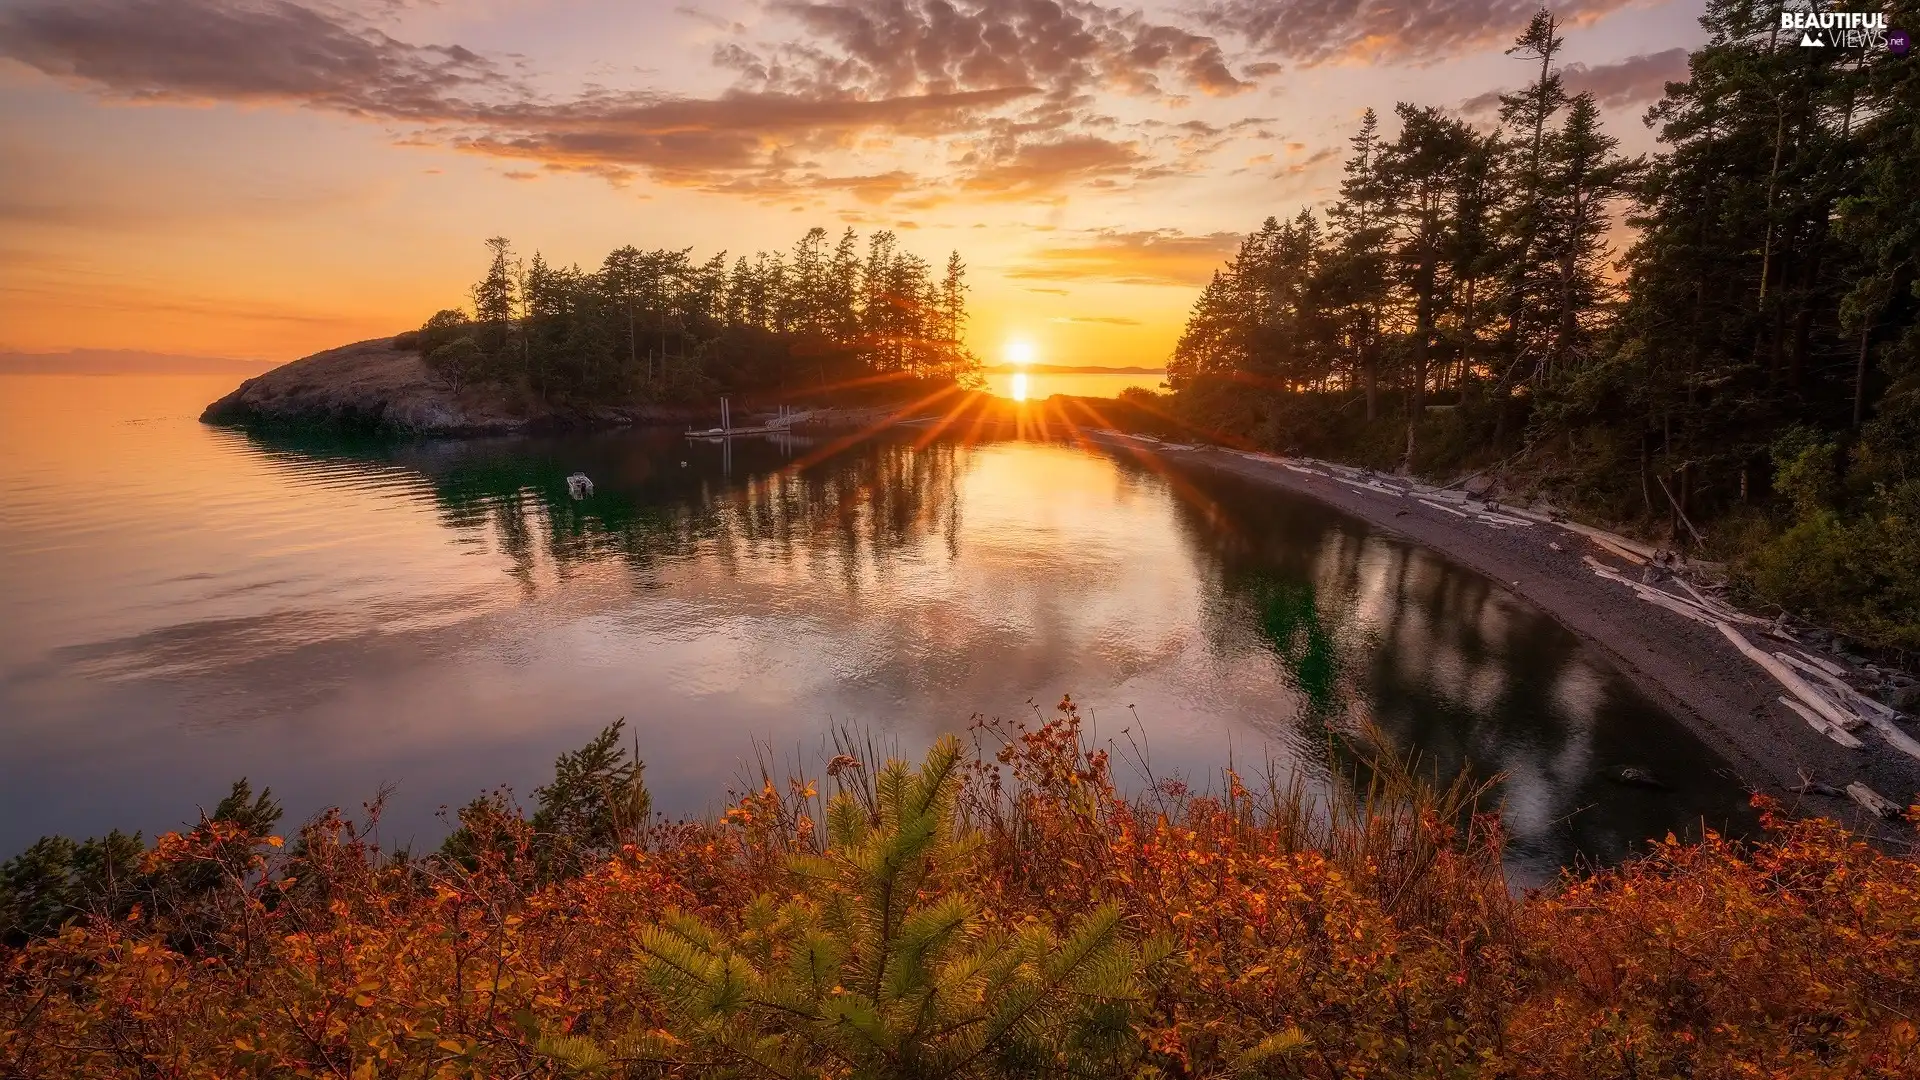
0,375,1753,883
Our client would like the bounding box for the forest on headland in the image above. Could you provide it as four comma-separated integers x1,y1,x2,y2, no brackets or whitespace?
1142,2,1920,654
399,226,980,406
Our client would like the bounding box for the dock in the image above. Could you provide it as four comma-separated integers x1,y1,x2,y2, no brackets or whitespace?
684,398,799,439
685,423,792,439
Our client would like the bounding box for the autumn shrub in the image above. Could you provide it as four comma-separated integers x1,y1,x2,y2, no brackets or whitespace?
3,700,1918,1079
1514,807,1920,1077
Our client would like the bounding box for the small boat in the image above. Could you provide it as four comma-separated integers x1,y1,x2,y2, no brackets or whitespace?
566,473,593,499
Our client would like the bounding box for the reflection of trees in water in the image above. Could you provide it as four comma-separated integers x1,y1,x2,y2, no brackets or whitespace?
1254,581,1339,713
1158,463,1753,875
242,427,972,601
238,428,1751,873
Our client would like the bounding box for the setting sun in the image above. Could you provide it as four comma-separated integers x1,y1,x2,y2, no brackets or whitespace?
1005,339,1037,367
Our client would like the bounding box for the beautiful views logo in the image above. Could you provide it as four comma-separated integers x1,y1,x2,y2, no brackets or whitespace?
1779,9,1902,50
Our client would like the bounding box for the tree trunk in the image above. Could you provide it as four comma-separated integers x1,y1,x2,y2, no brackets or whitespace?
1362,337,1378,423
1757,100,1788,306
1640,434,1655,517
1403,262,1436,475
1679,462,1693,543
1788,218,1827,391
1853,320,1873,428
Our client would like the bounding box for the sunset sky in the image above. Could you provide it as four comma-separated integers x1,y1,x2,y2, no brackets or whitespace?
0,0,1706,368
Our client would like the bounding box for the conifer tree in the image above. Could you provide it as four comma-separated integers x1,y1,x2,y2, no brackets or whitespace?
1377,104,1475,471
472,237,519,328
542,737,1168,1079
1323,108,1394,419
1495,8,1568,386
830,228,865,343
1537,93,1635,381
1170,269,1236,389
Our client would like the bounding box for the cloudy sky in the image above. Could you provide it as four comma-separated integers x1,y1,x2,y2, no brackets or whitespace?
0,0,1703,366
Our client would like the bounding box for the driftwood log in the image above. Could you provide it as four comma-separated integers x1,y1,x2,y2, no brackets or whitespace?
1418,498,1472,519
1585,533,1649,566
1718,624,1864,735
1778,697,1866,749
1845,782,1905,821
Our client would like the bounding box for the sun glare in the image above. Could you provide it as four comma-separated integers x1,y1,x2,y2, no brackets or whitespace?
1010,372,1030,402
1005,338,1037,367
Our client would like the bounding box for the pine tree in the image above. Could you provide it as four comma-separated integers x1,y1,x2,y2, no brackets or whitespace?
542,737,1168,1079
830,228,865,343
1377,104,1475,471
415,226,976,405
1442,130,1503,399
1494,8,1568,385
472,237,519,329
1537,93,1635,381
1323,108,1394,419
788,226,831,337
530,719,649,874
938,252,966,353
862,231,901,370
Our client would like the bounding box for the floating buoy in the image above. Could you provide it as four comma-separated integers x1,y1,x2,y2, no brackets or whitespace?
566,472,593,499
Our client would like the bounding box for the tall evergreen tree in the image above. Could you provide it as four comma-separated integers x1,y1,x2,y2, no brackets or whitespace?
1378,104,1476,470
1538,93,1635,381
1323,108,1394,419
1495,9,1569,390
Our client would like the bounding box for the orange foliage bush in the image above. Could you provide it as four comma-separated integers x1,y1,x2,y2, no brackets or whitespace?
4,698,1918,1079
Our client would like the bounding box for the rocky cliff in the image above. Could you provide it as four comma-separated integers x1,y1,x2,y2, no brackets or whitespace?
200,338,679,435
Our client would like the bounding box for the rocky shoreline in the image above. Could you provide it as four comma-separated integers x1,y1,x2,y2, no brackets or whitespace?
200,337,941,436
1089,434,1920,828
201,337,656,435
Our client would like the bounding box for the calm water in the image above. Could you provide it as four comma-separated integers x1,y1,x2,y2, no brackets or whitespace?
0,375,1752,882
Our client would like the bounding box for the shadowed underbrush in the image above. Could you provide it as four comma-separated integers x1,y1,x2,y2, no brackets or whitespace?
4,700,1918,1078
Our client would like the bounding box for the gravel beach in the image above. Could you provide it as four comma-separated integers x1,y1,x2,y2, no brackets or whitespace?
1103,437,1920,829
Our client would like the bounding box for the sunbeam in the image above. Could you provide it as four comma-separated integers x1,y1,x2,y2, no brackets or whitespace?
786,384,966,474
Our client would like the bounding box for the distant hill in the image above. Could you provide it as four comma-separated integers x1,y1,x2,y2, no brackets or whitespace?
984,364,1166,375
0,349,280,375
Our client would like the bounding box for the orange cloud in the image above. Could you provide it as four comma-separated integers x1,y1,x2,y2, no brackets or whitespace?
960,135,1146,199
452,86,1040,194
1007,228,1242,288
1277,146,1337,176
